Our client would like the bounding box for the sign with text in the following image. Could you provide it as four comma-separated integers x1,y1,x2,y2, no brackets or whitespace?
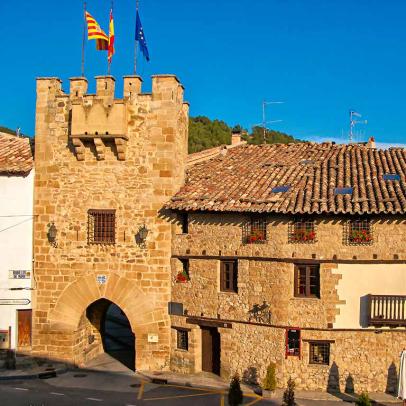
9,270,31,279
0,299,31,306
147,333,159,343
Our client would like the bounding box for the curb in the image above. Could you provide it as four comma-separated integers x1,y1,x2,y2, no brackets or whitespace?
0,364,68,381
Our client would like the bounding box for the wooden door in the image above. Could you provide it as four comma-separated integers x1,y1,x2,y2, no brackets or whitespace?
17,309,32,348
201,327,221,375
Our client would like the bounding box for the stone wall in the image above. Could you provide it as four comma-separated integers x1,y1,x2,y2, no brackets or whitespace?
33,74,189,370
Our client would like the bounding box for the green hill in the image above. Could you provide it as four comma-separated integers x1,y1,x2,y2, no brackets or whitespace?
188,116,300,153
0,126,16,135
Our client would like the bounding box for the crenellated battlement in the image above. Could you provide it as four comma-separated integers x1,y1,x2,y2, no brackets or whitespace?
35,74,189,162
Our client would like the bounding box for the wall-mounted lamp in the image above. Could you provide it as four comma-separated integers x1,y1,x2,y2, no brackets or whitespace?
47,222,57,246
135,224,149,248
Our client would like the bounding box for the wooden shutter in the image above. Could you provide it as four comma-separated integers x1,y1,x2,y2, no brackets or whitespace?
220,262,226,291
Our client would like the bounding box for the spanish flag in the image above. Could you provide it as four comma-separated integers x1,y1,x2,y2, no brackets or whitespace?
85,11,108,51
108,9,115,63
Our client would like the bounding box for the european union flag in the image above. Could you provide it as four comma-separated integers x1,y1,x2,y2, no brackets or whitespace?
136,11,150,62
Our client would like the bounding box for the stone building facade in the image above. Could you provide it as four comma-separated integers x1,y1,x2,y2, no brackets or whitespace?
32,74,189,370
166,142,406,393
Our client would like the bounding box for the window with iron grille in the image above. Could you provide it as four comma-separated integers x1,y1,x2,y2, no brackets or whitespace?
220,260,238,293
289,219,316,243
294,264,320,298
88,209,116,244
176,329,189,351
344,219,373,245
242,216,267,244
309,341,330,365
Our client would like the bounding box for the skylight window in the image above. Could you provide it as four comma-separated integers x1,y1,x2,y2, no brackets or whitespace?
271,185,291,193
383,173,401,181
334,187,353,195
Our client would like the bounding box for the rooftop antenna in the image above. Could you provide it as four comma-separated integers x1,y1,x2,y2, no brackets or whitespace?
349,110,367,143
261,100,284,144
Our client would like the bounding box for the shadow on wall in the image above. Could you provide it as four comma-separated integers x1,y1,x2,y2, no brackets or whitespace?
359,295,370,328
327,361,340,393
386,362,397,395
242,366,259,386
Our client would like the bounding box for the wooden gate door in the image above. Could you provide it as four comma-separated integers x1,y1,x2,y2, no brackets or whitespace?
17,309,32,348
201,327,221,375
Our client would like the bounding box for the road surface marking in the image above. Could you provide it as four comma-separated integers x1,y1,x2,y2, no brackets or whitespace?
86,398,103,402
246,398,262,406
13,387,29,391
137,381,145,400
220,394,225,406
50,392,65,396
162,384,225,393
144,392,217,401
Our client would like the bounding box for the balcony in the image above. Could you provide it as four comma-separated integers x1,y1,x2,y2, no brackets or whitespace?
368,295,406,327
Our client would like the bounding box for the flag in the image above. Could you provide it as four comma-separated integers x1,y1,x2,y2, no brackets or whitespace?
85,11,108,51
135,11,150,61
108,9,115,63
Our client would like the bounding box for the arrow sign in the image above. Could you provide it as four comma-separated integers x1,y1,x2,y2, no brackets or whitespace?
0,299,31,305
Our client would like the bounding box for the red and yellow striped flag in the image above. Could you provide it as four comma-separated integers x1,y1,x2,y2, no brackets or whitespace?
108,9,115,63
85,11,108,51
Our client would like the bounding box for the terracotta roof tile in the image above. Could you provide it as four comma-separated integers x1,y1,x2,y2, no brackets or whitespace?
0,133,34,175
167,142,406,214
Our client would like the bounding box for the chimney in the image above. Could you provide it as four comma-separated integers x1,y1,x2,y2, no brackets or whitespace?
367,136,376,149
231,131,242,145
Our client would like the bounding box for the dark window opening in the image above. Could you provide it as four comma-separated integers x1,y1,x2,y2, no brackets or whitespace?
220,260,238,293
309,341,330,365
346,219,373,245
176,258,190,282
294,264,320,298
179,213,188,234
176,329,188,351
286,328,301,357
88,209,116,244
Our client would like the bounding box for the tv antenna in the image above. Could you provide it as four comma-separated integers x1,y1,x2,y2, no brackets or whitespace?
256,100,284,144
349,110,367,143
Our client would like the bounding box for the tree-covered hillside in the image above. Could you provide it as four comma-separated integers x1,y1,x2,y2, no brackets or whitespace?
0,126,16,135
188,116,301,153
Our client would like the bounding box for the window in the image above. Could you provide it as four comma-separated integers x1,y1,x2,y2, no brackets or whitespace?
176,258,190,283
88,209,116,244
346,219,373,245
176,329,188,351
178,213,188,234
286,328,301,357
309,341,330,365
294,264,320,298
289,219,316,243
242,216,267,244
220,260,238,293
383,173,400,181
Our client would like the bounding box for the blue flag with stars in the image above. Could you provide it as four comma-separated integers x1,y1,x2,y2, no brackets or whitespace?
135,11,150,62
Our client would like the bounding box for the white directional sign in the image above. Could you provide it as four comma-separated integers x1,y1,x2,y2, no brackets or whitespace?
0,299,31,305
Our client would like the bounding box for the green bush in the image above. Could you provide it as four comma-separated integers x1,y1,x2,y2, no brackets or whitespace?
355,392,372,406
228,373,243,406
282,377,296,406
262,362,276,391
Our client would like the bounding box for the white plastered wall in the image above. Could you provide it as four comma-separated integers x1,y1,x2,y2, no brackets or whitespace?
333,263,406,328
0,171,34,348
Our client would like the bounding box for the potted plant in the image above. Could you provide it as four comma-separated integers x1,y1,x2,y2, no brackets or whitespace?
349,229,372,243
248,228,265,243
355,392,372,406
282,377,296,406
262,362,277,398
175,271,189,283
293,229,316,242
228,373,243,406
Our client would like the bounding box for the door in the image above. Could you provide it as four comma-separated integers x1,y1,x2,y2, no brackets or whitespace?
17,309,32,348
201,327,221,375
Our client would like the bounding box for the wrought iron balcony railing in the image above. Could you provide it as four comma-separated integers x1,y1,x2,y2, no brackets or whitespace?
368,294,406,327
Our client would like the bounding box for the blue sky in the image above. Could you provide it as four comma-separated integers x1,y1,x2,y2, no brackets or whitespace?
0,0,405,145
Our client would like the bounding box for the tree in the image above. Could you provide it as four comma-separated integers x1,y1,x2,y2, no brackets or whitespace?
262,362,277,391
228,373,243,406
355,393,372,406
282,377,296,406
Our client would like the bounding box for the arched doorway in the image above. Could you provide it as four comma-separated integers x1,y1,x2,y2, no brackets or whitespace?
85,299,135,371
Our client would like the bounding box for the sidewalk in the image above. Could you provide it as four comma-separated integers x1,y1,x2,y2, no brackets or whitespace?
137,369,403,404
0,353,67,380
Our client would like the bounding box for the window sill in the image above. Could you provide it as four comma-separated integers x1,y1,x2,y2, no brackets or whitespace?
308,363,330,367
175,348,189,353
291,296,320,301
218,290,238,295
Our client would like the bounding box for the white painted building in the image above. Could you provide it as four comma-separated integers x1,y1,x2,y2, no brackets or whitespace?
0,133,34,350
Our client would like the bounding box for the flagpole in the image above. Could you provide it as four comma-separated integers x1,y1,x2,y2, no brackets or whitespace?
134,0,139,75
81,2,87,77
108,0,113,75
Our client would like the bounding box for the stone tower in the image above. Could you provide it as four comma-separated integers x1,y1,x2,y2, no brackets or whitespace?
32,74,189,370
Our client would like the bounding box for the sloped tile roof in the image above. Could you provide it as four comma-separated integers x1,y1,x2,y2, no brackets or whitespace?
0,133,34,175
167,142,406,214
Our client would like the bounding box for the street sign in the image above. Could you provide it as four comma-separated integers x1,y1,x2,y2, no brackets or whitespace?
9,270,31,279
0,299,31,305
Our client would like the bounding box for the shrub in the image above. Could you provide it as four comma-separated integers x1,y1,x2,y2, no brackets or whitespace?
228,373,243,406
262,362,277,391
355,392,372,406
282,377,296,406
